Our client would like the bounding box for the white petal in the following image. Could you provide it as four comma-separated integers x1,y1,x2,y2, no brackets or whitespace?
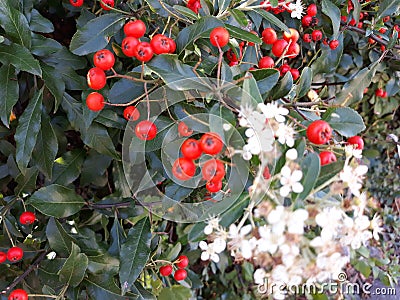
291,170,303,182
285,148,298,160
292,182,304,193
210,253,220,263
201,251,210,261
280,166,291,178
204,225,213,235
213,238,227,253
199,241,208,250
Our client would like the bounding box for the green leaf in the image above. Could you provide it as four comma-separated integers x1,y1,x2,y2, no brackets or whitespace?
87,252,120,275
15,167,38,195
315,161,344,188
31,33,62,56
250,68,280,94
0,64,18,127
176,16,224,55
225,24,261,44
376,0,400,19
0,0,31,47
40,62,65,109
61,92,86,131
354,260,372,278
269,71,293,99
70,13,125,56
241,72,263,107
108,78,145,104
85,275,138,300
230,9,248,27
173,5,199,21
293,152,320,203
113,161,132,197
0,43,41,76
58,243,88,287
42,47,87,71
322,0,341,38
159,286,192,300
311,35,343,75
15,88,43,171
119,217,152,295
46,217,75,256
27,184,85,218
29,9,54,33
254,9,290,33
334,64,378,105
80,150,112,187
52,149,85,186
296,67,312,98
82,123,120,160
324,107,366,137
218,0,230,13
131,282,156,300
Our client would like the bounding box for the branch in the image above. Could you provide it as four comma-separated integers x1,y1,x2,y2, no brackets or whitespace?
344,24,400,50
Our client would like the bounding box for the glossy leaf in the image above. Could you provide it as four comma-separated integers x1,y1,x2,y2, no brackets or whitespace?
52,149,85,186
324,107,366,137
27,184,85,218
85,274,138,300
294,152,320,203
58,243,88,287
82,123,120,160
296,67,312,98
0,64,18,127
0,43,41,76
15,167,39,195
159,286,192,300
0,0,31,47
29,9,54,33
46,217,75,256
40,62,65,108
254,9,290,33
322,0,341,38
225,24,261,44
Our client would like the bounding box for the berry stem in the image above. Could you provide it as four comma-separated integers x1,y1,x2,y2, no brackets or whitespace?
3,222,15,247
98,0,131,15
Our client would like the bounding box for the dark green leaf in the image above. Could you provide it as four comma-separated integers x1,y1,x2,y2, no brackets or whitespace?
242,72,263,107
311,35,343,75
52,149,85,186
173,5,199,20
61,92,86,131
225,24,261,44
29,9,54,33
31,33,62,57
250,68,280,94
15,88,43,171
62,68,86,91
376,0,400,19
27,184,86,218
80,150,112,187
218,0,230,13
70,13,125,56
82,123,120,160
158,286,192,300
131,282,156,300
119,217,152,295
40,62,65,108
108,78,145,104
322,0,341,38
113,161,132,197
230,9,248,27
315,161,345,188
42,47,87,71
324,107,366,137
296,67,312,98
0,64,18,127
85,274,138,300
58,243,88,287
87,252,119,275
269,71,293,99
15,167,38,195
109,217,127,256
0,43,41,76
46,217,75,256
96,109,126,129
254,9,290,33
0,0,31,47
294,152,320,203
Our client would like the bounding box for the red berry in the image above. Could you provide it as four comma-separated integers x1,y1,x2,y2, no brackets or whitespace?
229,61,238,67
382,16,390,22
86,92,105,112
178,122,193,137
168,38,176,53
347,136,364,150
357,22,363,29
319,151,337,166
283,28,299,43
311,30,323,42
7,247,23,262
307,4,317,17
121,37,140,57
382,91,388,98
290,68,300,80
263,165,271,180
187,0,202,14
133,42,154,62
199,132,224,155
210,27,230,48
279,64,291,76
380,45,386,51
303,34,312,43
226,49,239,62
349,18,356,26
329,40,339,50
181,138,202,160
258,56,275,69
176,255,189,268
341,15,347,23
0,251,6,263
8,289,28,300
375,88,385,97
202,159,225,181
379,28,387,34
135,120,157,141
306,120,332,145
172,158,196,181
159,265,173,276
69,0,83,7
302,15,313,27
124,20,146,38
19,212,36,225
87,67,106,90
206,179,223,193
271,39,288,57
261,28,277,45
123,106,140,121
93,49,115,71
100,0,114,10
150,34,171,54
174,269,187,281
286,42,300,58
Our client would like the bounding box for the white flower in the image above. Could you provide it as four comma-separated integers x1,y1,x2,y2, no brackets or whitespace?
344,144,363,159
314,207,344,242
258,225,286,254
199,241,223,263
228,224,255,259
275,123,295,147
279,166,304,197
288,0,304,19
213,237,227,253
254,268,267,285
340,164,368,197
370,214,383,241
287,209,308,234
258,102,289,123
204,217,221,235
285,148,298,160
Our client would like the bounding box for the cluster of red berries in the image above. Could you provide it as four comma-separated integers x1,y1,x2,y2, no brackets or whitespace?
262,27,300,59
306,120,364,166
375,88,388,98
159,255,189,281
122,102,158,141
187,0,202,14
172,132,226,193
69,0,114,10
260,0,290,14
301,4,339,50
1,212,36,300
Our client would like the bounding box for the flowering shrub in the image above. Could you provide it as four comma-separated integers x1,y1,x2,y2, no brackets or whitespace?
0,0,399,299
